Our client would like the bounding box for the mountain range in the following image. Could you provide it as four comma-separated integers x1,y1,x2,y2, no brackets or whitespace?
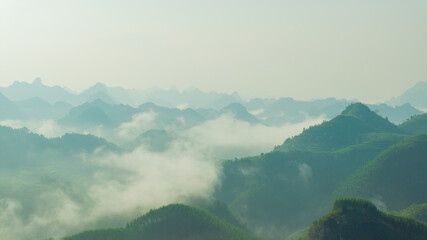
213,103,427,239
0,78,424,126
0,79,426,239
388,81,427,109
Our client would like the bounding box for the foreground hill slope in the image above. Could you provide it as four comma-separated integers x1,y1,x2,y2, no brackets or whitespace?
64,204,257,240
214,103,410,238
336,134,427,210
304,199,427,240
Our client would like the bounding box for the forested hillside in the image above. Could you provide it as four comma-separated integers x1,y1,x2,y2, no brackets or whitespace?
64,204,257,240
304,199,427,240
336,134,427,210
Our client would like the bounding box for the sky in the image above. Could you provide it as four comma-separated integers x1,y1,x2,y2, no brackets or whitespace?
0,0,426,102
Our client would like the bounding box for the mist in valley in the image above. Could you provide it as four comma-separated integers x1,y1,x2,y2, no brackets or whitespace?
0,104,326,239
1,1,426,239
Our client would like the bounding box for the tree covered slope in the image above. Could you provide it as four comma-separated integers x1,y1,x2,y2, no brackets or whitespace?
304,198,427,240
400,113,427,135
398,203,427,224
63,204,257,240
335,134,427,210
276,103,402,152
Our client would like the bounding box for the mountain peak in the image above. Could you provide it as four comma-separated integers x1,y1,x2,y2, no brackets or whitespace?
341,102,372,117
341,102,399,132
223,102,247,112
305,198,427,240
220,103,261,124
90,82,108,91
33,77,42,85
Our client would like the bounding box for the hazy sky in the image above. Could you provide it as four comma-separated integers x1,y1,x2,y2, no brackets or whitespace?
1,0,426,102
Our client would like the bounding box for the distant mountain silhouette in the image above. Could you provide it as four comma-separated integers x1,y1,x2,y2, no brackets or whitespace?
59,106,115,128
1,79,423,123
59,99,139,128
0,125,119,169
0,78,79,105
85,91,118,105
368,103,423,124
80,82,134,106
136,87,241,109
388,81,427,109
16,97,72,120
138,129,176,151
138,102,206,129
0,92,26,120
220,103,262,124
243,97,349,125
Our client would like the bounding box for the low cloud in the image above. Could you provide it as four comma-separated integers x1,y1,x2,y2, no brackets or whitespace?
88,145,219,219
116,111,158,140
298,163,313,182
0,119,66,138
369,196,389,212
0,143,219,239
176,114,326,159
0,113,326,239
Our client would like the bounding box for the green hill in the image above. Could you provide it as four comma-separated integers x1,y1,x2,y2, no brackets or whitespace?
212,103,427,239
214,133,405,238
304,198,427,240
63,204,257,240
336,134,427,211
341,103,399,132
400,113,427,135
0,125,119,169
276,103,402,152
398,203,427,224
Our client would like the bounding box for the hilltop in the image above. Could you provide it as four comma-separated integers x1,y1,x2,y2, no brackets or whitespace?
63,204,257,240
276,103,401,152
304,198,427,240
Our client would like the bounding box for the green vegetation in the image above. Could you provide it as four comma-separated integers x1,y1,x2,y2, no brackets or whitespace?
64,204,257,240
398,203,427,223
335,134,427,210
276,103,402,152
400,113,427,135
215,103,410,238
304,198,427,240
2,100,426,240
